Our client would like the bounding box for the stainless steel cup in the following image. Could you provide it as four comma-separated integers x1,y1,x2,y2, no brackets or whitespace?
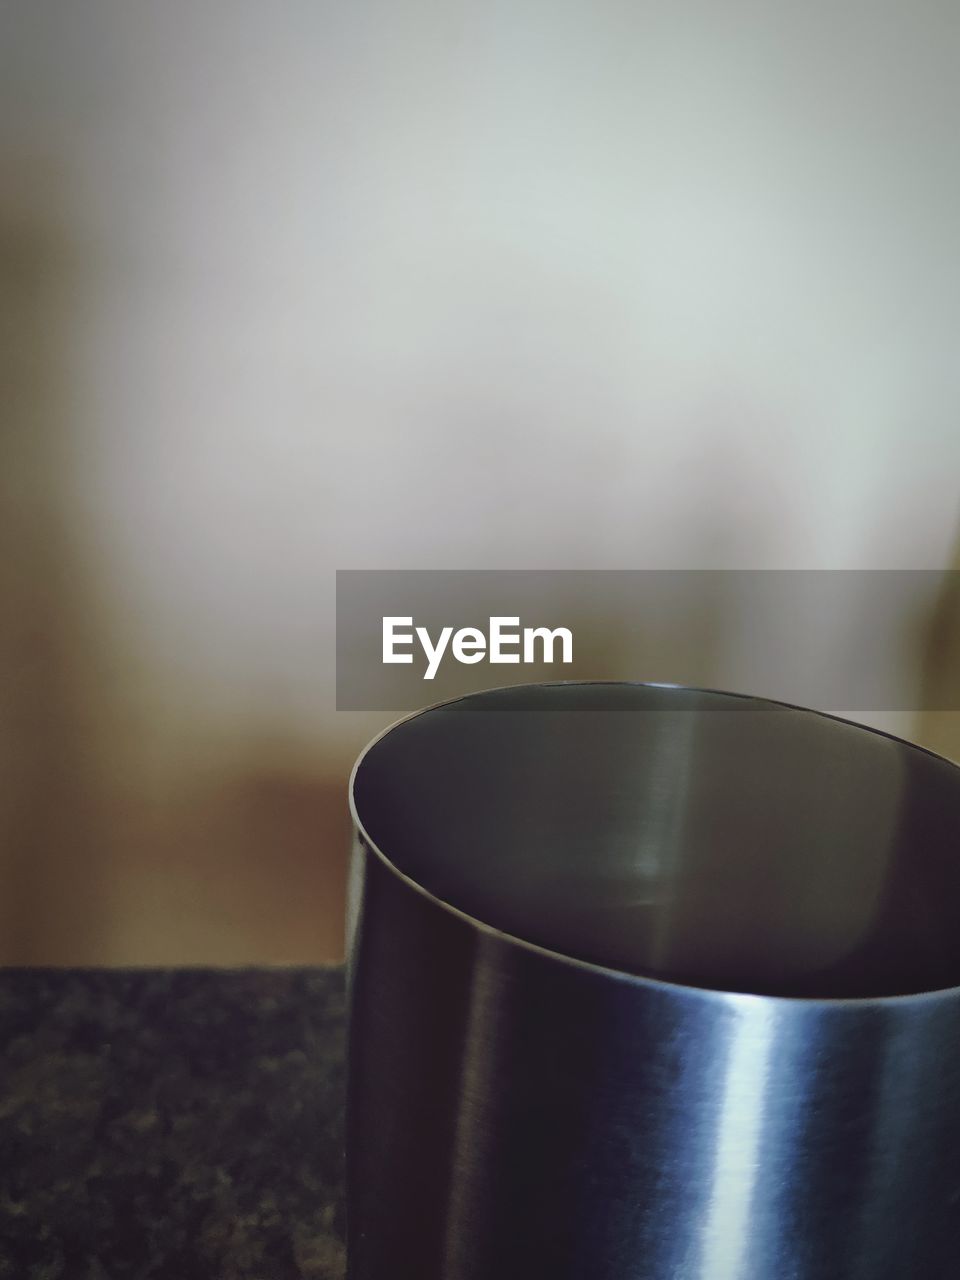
345,682,960,1279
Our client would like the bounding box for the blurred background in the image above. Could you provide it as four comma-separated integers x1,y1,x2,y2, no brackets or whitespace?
0,1,958,965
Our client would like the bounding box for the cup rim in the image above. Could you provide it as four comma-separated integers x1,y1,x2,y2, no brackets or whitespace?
348,679,960,1008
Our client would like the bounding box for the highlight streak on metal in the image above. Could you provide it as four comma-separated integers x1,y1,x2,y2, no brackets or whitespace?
698,1000,778,1280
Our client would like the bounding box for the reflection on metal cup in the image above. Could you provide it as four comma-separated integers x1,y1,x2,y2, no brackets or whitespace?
346,682,960,1280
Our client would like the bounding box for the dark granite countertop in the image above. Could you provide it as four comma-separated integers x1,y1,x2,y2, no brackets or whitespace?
0,969,347,1279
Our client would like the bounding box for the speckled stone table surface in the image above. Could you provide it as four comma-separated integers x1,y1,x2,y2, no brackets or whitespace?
0,969,347,1280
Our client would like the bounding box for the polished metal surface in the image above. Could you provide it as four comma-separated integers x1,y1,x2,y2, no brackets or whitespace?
346,682,960,1279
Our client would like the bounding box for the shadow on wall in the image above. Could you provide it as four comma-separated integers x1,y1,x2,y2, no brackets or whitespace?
916,521,960,764
0,177,113,964
0,176,351,965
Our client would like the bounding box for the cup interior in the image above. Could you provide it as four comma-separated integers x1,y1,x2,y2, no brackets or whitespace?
351,683,960,998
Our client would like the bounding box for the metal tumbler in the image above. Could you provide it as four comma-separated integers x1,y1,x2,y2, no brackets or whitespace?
345,682,960,1280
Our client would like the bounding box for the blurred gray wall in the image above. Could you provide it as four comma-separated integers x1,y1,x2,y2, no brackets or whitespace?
0,1,958,962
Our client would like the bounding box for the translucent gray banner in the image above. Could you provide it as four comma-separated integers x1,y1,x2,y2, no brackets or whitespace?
335,570,960,713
